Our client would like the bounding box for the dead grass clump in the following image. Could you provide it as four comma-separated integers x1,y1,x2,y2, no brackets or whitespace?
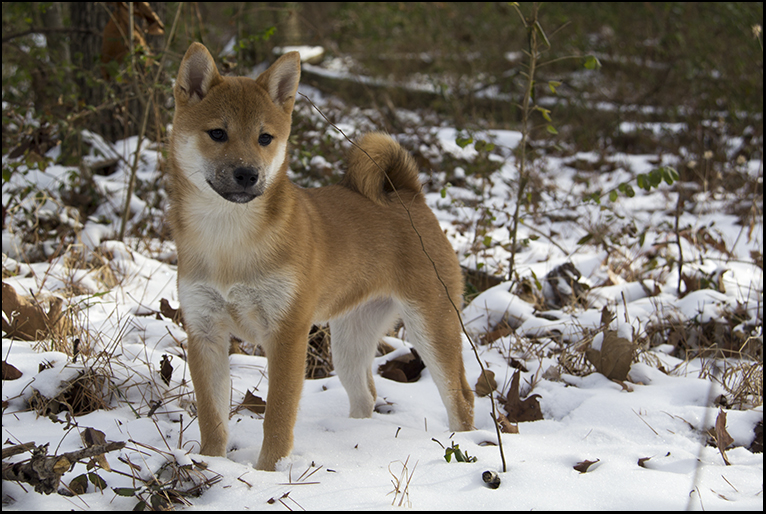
557,343,593,377
513,262,590,311
29,368,114,417
306,324,333,379
719,361,763,410
114,446,223,510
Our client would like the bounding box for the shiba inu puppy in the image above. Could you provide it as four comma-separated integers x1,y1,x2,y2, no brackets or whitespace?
167,43,474,471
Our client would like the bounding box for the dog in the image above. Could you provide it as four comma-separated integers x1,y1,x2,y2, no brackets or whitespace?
167,42,474,471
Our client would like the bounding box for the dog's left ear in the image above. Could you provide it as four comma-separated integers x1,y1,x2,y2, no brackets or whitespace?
256,52,301,113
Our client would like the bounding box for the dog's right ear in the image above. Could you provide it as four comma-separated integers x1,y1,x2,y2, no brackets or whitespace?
175,43,223,105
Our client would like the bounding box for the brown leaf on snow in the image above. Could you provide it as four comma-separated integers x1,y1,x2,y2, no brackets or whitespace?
81,426,111,471
585,330,636,381
481,322,514,345
748,421,762,454
2,282,70,341
637,456,651,468
159,298,184,326
600,305,615,327
2,361,22,380
159,354,173,386
573,458,600,473
496,413,518,434
715,409,735,465
503,370,543,422
240,390,266,415
378,349,425,383
475,369,497,397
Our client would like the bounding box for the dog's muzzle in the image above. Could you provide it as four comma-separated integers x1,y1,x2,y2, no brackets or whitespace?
207,166,262,203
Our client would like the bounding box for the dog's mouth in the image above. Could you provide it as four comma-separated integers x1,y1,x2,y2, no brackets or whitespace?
220,192,258,203
206,180,260,204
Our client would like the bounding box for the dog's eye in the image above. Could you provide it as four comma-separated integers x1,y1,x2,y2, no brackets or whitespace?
208,129,227,142
258,134,273,146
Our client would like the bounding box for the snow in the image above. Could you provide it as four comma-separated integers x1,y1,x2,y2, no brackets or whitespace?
2,61,762,510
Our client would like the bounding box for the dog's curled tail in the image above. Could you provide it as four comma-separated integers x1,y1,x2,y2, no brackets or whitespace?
341,132,421,204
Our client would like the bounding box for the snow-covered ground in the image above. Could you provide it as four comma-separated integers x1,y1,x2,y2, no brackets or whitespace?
2,61,762,509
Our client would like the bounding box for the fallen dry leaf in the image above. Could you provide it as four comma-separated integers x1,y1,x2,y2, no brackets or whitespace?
573,458,600,473
378,349,425,383
159,354,173,386
159,298,184,326
585,329,636,381
2,361,22,380
503,369,543,422
81,426,110,471
475,369,497,397
496,413,518,434
240,390,266,415
2,282,70,341
481,322,514,345
748,421,762,454
715,409,734,465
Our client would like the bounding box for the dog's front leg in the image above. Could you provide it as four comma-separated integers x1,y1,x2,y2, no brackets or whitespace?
181,281,234,457
255,320,311,471
187,329,232,457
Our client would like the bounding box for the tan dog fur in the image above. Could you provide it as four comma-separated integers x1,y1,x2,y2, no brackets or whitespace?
168,43,474,471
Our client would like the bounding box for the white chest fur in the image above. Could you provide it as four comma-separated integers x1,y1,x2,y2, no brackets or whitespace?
178,274,295,349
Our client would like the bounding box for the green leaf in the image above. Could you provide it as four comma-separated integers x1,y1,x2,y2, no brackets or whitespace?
455,136,473,149
113,487,137,497
609,190,618,202
534,21,551,48
584,55,602,70
444,442,475,463
69,473,89,494
659,166,679,185
649,169,662,187
546,125,558,135
88,472,107,490
548,80,561,94
577,233,593,245
539,107,552,122
483,235,493,247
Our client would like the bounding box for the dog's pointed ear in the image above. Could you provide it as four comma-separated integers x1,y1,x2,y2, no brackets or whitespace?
256,51,301,113
175,43,223,105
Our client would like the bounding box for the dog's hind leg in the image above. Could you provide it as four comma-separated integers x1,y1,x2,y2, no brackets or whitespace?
398,301,474,432
329,297,398,418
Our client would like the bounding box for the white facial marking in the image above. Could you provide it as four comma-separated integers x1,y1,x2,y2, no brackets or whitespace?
175,135,213,195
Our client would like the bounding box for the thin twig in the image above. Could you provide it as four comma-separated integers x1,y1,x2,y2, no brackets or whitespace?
508,2,541,282
118,3,183,241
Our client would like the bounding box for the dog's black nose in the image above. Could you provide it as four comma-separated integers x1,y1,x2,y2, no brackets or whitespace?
233,167,258,189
